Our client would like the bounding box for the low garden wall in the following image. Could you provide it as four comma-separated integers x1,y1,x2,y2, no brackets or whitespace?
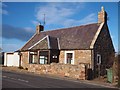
28,63,87,80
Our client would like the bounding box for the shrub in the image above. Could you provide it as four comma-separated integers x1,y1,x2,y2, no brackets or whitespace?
18,66,23,69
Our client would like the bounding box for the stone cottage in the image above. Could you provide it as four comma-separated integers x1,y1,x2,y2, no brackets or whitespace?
20,7,115,79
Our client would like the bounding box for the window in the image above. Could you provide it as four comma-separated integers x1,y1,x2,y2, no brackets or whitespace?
29,52,37,64
97,54,101,65
52,55,57,58
39,51,48,64
65,51,74,64
40,56,47,64
67,53,72,64
29,54,33,63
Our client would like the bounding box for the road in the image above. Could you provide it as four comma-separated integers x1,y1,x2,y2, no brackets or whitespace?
2,71,117,89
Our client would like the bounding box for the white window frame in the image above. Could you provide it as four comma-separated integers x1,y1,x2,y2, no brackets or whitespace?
30,52,35,63
97,54,101,65
29,52,36,64
64,51,75,65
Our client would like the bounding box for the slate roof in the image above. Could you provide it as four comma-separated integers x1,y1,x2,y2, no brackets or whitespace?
21,23,100,51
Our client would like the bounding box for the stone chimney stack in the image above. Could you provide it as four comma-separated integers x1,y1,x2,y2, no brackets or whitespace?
98,6,107,24
36,23,44,34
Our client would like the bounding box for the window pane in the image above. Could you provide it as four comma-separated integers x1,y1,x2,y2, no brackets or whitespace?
67,53,73,64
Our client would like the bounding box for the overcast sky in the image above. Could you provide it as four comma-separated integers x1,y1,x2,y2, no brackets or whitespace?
1,2,118,52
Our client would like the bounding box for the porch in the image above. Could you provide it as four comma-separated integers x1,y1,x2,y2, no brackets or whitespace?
29,50,59,64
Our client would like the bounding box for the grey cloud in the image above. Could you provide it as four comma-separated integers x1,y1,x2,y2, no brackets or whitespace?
2,24,35,41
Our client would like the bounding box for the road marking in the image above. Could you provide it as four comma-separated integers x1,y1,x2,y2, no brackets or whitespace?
10,77,16,80
2,76,7,78
2,76,29,83
18,79,28,83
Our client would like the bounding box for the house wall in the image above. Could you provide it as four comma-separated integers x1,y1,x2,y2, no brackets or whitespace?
75,50,91,65
93,23,115,77
21,51,29,68
59,50,92,66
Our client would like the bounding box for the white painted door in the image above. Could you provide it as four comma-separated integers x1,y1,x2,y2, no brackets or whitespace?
7,54,14,66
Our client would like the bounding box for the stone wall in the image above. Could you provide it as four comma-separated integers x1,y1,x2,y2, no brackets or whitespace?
28,63,86,80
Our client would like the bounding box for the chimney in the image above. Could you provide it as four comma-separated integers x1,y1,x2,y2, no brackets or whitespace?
36,23,44,34
98,6,107,24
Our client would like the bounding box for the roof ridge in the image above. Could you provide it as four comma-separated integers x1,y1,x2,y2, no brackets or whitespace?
41,23,98,33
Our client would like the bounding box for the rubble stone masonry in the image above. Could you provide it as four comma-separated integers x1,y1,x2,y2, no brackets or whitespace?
28,63,86,80
59,50,91,66
93,24,115,77
21,51,29,69
75,50,91,65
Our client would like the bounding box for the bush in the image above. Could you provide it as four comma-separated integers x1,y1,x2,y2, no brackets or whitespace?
18,66,23,69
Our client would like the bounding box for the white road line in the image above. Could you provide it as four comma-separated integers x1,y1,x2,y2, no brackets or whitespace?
2,76,7,78
2,76,29,83
10,77,16,80
18,79,29,83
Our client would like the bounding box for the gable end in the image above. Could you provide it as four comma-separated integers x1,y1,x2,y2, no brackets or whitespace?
90,22,104,49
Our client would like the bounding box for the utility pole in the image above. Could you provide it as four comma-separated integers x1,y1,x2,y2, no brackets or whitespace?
43,14,46,26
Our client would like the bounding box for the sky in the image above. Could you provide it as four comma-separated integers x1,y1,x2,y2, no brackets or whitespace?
1,2,118,52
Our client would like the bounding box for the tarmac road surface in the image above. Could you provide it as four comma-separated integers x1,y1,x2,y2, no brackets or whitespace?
2,70,118,89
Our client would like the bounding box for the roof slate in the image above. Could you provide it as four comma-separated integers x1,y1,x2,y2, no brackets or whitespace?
21,23,100,51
